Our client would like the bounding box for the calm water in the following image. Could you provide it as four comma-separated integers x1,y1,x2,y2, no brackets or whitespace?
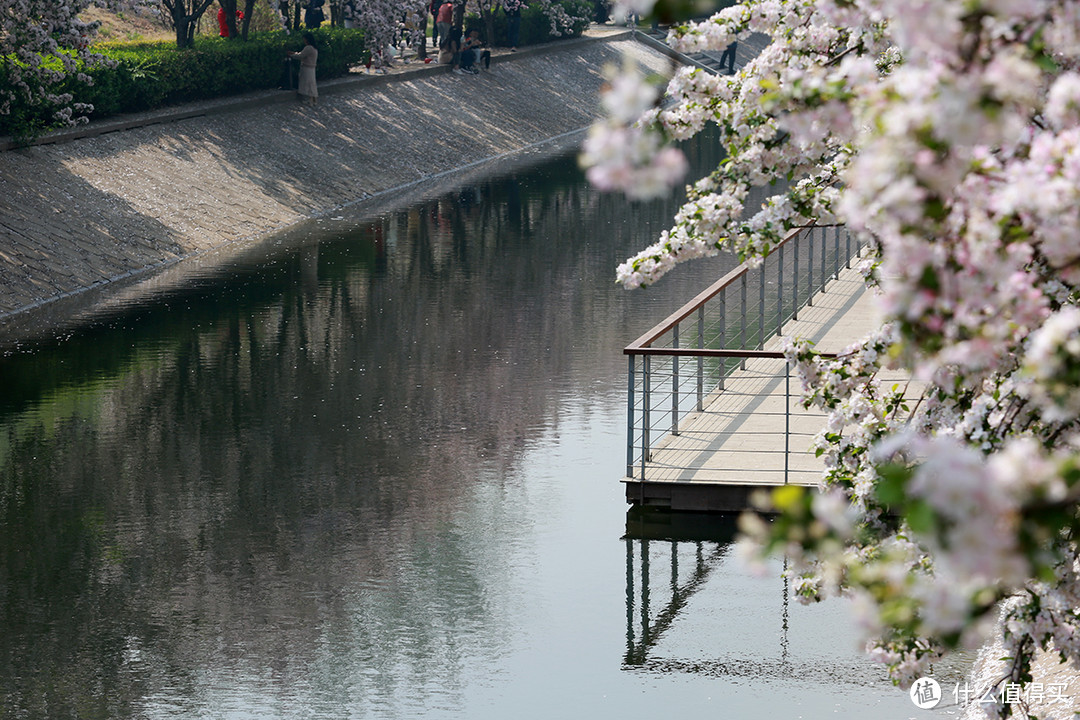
0,135,917,719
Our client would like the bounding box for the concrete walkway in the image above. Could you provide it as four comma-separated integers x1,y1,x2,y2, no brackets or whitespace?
637,265,879,487
0,26,668,328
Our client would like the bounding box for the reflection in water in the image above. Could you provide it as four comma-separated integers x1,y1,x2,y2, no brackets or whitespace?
621,529,901,693
0,139,734,719
0,133,915,719
624,538,724,667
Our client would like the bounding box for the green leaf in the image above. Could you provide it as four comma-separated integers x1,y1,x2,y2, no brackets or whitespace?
905,500,936,535
875,463,910,507
1034,53,1058,74
772,485,807,514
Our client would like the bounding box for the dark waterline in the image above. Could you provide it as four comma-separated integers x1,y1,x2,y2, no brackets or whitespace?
0,135,914,718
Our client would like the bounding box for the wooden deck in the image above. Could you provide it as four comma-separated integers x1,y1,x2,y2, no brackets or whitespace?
624,266,915,511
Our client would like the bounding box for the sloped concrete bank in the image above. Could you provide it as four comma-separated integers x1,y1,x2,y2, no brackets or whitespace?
0,31,675,328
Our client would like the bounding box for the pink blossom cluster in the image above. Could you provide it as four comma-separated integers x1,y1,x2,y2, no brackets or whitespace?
347,0,423,67
580,62,689,213
592,0,1080,711
0,0,144,128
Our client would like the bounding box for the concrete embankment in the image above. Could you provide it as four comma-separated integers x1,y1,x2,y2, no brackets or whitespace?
0,30,675,328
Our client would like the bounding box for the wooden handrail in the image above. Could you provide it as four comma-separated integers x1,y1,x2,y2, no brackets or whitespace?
625,347,837,359
623,225,807,352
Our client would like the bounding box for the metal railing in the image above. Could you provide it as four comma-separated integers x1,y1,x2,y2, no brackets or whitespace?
624,225,861,483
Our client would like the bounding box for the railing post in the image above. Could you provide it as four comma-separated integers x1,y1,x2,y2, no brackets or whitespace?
741,273,748,370
671,324,680,436
845,226,852,269
834,226,840,280
808,227,814,306
698,305,706,408
642,355,651,476
793,233,800,321
777,244,785,336
758,265,765,351
785,359,791,486
627,354,636,478
717,289,726,392
820,227,828,292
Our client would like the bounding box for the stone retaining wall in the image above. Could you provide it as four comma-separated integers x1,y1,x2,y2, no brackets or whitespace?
0,32,674,324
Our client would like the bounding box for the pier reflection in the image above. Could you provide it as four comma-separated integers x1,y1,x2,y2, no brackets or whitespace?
622,510,891,689
623,510,739,667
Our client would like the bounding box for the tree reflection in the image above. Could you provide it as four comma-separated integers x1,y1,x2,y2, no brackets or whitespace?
0,138,735,717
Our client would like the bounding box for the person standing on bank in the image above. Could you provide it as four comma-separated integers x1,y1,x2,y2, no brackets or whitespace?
504,0,522,51
436,0,453,52
429,0,443,47
218,6,244,37
304,0,325,28
289,33,319,105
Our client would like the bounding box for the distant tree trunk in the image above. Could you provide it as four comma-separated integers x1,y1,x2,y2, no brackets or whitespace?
220,0,239,37
482,8,495,47
416,13,428,60
241,0,257,37
174,13,190,47
164,0,219,48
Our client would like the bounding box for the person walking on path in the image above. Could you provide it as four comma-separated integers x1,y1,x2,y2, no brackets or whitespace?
719,41,737,74
288,33,319,105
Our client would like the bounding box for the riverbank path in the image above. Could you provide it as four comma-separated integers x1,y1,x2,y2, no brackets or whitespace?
0,25,660,326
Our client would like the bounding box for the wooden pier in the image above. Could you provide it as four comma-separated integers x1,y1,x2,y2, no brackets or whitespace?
623,264,913,512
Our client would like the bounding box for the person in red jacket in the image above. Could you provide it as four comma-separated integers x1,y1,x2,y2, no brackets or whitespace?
218,6,245,37
435,1,453,49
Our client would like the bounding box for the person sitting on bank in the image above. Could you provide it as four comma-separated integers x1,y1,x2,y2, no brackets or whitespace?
288,33,319,105
439,26,461,69
458,29,490,73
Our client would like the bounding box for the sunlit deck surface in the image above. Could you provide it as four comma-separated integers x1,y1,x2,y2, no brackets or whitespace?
624,265,917,511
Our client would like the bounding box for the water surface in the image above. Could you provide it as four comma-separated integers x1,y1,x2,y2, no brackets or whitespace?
0,136,916,719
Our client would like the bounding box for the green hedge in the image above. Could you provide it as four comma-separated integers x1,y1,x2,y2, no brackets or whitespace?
465,0,592,47
0,0,591,142
0,27,366,139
